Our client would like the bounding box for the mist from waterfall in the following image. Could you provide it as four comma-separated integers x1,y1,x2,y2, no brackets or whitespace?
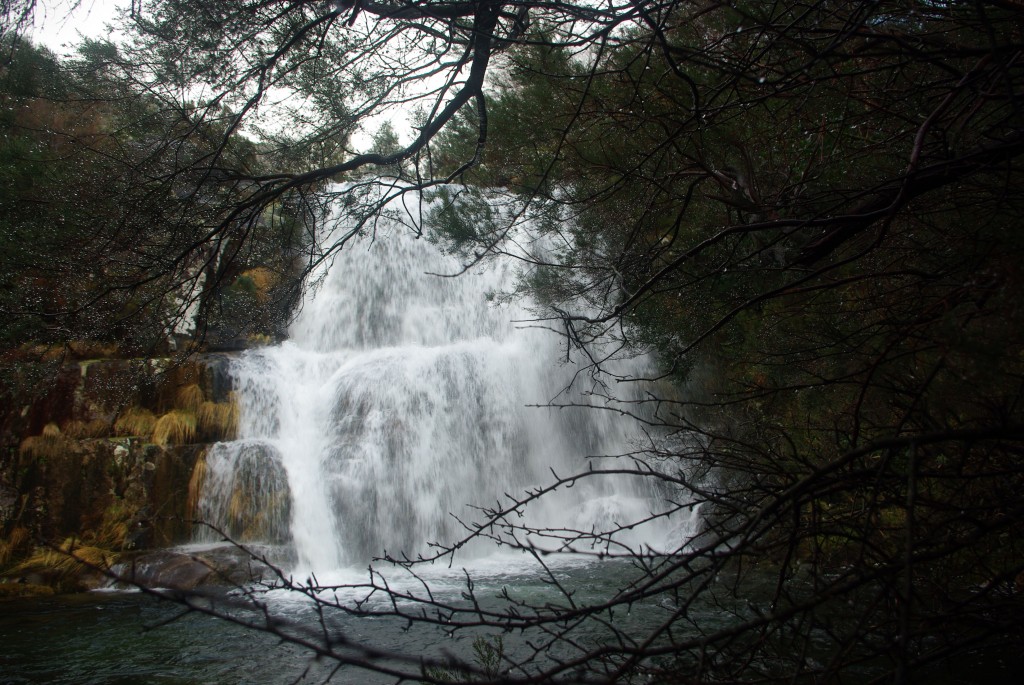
196,187,692,574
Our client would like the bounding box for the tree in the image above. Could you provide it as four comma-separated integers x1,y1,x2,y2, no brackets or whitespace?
0,30,311,354
1,0,38,36
9,1,1024,683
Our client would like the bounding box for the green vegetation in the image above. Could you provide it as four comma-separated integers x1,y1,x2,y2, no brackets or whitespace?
425,4,1024,681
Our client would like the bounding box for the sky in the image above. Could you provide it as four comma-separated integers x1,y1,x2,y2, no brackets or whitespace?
30,1,125,54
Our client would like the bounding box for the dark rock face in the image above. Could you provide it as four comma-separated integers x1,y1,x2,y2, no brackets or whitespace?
0,582,55,599
1,353,237,444
9,438,203,549
0,483,16,524
197,353,237,403
149,444,208,546
73,359,154,426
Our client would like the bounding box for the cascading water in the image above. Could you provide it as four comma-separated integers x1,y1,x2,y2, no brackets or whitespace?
197,187,685,575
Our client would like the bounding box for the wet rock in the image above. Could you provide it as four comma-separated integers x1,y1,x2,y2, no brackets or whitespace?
110,546,270,591
149,444,205,546
112,551,214,590
205,336,251,353
196,353,237,403
1,349,242,588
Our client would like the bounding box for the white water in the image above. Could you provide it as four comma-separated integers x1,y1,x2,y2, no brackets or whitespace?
198,188,690,575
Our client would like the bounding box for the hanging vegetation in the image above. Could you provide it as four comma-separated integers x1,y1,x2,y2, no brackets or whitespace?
151,409,197,447
113,407,157,439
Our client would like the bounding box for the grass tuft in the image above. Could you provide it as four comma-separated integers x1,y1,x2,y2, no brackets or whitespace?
63,418,111,439
19,433,65,461
67,340,121,358
92,499,133,549
187,450,207,517
62,420,87,438
0,527,30,567
114,407,157,438
197,395,239,440
13,538,118,578
152,409,197,446
175,383,205,413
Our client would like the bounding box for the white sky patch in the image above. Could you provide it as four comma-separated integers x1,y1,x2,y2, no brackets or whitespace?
30,0,127,55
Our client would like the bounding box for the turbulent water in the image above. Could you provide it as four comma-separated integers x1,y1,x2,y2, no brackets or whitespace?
197,187,687,574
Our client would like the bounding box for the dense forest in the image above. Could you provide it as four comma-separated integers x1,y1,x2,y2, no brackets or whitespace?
2,1,1023,683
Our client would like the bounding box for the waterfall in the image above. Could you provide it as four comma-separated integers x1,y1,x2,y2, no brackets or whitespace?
196,187,682,574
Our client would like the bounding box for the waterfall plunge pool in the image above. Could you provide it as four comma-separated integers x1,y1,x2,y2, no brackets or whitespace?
1,552,739,684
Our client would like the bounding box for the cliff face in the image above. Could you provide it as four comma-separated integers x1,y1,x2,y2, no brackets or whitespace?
0,350,239,591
